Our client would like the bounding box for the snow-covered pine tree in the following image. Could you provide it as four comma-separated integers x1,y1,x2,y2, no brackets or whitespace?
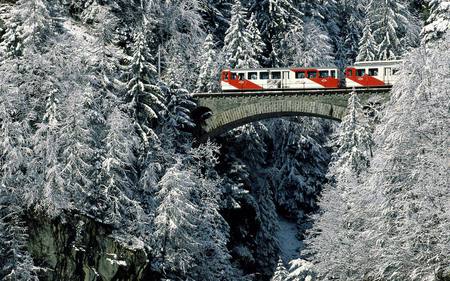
158,0,205,91
198,0,231,43
96,107,146,231
0,205,39,281
270,258,288,281
188,148,237,280
123,30,165,148
28,86,69,217
247,12,266,66
0,84,37,281
58,89,98,211
287,258,316,281
153,160,200,275
356,24,377,61
305,92,374,280
421,0,450,44
268,119,330,218
266,0,303,66
196,33,220,93
365,0,420,60
340,0,367,64
0,0,51,58
286,20,334,67
162,82,196,134
223,0,261,68
354,39,450,281
330,92,373,179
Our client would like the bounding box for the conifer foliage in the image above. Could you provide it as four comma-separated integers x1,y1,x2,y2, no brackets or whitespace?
223,0,262,68
124,30,165,147
196,33,219,93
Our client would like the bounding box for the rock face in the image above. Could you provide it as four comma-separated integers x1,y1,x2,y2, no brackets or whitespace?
27,214,154,281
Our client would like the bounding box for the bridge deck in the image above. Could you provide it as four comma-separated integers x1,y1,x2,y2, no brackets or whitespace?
193,86,392,98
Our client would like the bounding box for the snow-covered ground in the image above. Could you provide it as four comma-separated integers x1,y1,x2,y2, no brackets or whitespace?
276,214,303,262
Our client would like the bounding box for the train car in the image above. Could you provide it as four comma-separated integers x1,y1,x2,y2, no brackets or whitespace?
345,60,402,87
220,67,340,91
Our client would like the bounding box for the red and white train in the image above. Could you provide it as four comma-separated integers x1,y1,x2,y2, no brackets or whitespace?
220,60,401,91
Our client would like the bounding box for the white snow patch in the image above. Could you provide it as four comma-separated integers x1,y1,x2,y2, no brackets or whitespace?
106,258,127,266
276,214,303,262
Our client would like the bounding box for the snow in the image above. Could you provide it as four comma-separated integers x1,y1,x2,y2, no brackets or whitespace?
276,214,303,262
106,258,127,267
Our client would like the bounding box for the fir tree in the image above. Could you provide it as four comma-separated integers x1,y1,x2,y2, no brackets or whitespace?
123,30,165,147
153,160,200,275
421,0,450,44
196,33,219,93
266,0,303,66
270,258,288,281
0,0,51,58
223,0,261,68
287,258,316,281
356,24,377,61
331,92,374,179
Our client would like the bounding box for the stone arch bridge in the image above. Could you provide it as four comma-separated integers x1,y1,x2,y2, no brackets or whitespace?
191,88,391,139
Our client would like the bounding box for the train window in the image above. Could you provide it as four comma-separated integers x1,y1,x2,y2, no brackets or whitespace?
346,69,354,76
385,68,392,76
248,72,258,80
238,73,245,80
356,69,365,76
308,71,317,78
295,72,306,79
368,68,379,76
224,72,229,81
231,73,237,80
271,71,281,79
319,71,329,78
260,72,269,80
331,70,336,78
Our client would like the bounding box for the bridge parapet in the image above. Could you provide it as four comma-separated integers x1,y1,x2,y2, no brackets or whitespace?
192,88,390,138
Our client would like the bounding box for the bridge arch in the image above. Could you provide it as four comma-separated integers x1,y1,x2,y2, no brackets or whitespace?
192,89,390,139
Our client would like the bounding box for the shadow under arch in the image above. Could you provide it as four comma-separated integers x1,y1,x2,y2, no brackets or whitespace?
198,111,341,142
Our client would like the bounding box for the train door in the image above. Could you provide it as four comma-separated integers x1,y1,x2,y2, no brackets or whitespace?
384,67,392,84
282,71,290,88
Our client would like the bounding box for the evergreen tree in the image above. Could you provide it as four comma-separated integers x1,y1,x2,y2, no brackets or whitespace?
331,92,373,179
421,0,450,44
307,38,450,281
0,205,39,281
0,0,51,58
356,24,377,61
287,258,316,281
286,20,334,67
0,82,38,280
270,258,288,281
188,145,237,280
223,0,261,68
305,92,374,280
96,107,142,226
266,0,303,66
196,33,219,93
364,0,420,60
58,89,98,210
356,41,450,281
247,12,266,66
153,160,200,275
123,30,165,147
340,0,367,64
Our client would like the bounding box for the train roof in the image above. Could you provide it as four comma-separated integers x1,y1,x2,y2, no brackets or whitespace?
223,66,339,71
353,60,403,66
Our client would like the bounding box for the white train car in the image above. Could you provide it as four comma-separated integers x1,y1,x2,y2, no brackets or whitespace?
345,60,402,87
220,67,340,91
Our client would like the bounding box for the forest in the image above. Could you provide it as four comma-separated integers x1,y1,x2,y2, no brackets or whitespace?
0,0,449,280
